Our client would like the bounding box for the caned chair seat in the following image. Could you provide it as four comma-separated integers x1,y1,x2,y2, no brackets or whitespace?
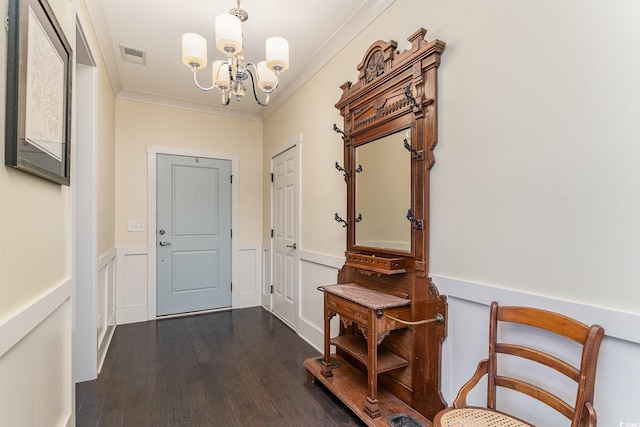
435,407,533,427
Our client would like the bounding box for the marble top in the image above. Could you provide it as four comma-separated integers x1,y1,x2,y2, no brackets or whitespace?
322,283,411,310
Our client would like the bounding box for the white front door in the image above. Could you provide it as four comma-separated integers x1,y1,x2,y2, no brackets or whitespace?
156,154,232,316
271,146,299,329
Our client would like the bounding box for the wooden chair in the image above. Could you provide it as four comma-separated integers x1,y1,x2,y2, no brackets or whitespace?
433,302,605,427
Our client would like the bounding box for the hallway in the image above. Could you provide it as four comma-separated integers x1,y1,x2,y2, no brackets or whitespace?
75,307,364,426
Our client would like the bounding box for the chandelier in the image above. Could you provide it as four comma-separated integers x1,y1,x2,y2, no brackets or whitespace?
181,0,289,106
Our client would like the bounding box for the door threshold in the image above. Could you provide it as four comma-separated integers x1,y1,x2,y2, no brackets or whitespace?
156,307,232,320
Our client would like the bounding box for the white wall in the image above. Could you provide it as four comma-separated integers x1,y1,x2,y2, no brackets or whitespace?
263,0,640,424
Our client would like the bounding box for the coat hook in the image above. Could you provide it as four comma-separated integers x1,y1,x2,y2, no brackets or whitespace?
406,209,423,229
333,123,346,140
335,162,349,176
355,213,363,223
335,162,363,176
405,84,419,109
403,138,422,160
334,213,348,227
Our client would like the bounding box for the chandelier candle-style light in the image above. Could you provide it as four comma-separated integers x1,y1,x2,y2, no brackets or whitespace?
181,0,289,106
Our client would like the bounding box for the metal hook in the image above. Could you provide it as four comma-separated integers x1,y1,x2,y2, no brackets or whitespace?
405,84,419,109
355,213,363,223
334,213,348,227
335,162,363,176
403,138,422,160
333,123,346,140
406,209,423,230
335,162,349,176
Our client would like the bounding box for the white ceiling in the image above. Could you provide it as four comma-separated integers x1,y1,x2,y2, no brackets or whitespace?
84,0,396,120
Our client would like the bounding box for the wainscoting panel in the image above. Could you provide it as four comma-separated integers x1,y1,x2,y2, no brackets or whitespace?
0,280,73,427
116,247,149,324
97,250,116,372
298,250,344,350
234,244,262,309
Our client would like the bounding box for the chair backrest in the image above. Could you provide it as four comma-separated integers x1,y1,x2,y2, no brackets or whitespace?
486,302,604,426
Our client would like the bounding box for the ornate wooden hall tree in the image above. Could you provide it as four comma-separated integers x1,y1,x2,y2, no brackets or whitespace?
304,29,447,425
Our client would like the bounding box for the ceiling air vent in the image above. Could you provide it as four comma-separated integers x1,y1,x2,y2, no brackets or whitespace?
119,45,147,65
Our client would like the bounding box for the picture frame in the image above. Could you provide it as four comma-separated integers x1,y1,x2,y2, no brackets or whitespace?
5,0,72,185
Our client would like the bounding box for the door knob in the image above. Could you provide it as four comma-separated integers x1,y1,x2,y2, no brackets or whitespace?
286,243,297,249
159,241,172,246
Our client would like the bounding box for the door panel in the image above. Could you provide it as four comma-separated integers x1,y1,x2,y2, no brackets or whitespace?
272,146,298,328
157,154,231,316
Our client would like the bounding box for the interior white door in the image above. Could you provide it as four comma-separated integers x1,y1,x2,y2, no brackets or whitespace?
272,146,299,329
156,154,232,316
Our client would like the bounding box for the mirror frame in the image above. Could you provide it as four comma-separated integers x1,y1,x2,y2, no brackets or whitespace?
335,28,445,274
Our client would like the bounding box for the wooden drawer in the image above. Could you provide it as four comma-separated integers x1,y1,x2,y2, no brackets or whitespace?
326,294,369,324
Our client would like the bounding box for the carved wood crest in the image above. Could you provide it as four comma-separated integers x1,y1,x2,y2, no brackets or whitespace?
335,28,445,139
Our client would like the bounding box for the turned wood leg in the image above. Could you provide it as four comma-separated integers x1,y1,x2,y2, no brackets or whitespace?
364,311,380,419
321,296,333,378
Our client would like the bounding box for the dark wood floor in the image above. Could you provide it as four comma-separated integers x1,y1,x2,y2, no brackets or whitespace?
76,307,365,427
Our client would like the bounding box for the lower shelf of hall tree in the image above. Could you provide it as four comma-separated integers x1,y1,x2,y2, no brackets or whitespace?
304,354,431,427
330,334,408,373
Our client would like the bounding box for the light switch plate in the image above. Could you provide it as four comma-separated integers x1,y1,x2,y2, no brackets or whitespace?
127,220,145,232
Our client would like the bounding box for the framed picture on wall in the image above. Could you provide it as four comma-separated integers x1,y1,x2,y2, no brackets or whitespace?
5,0,72,185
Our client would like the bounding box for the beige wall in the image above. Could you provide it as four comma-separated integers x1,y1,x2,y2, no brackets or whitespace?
264,0,640,312
115,100,263,247
0,0,73,315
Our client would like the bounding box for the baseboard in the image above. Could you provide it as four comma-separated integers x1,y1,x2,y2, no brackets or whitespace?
116,306,148,325
97,324,116,374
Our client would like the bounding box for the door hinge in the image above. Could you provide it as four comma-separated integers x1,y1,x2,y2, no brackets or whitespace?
270,173,274,182
230,229,233,238
270,285,274,294
230,174,233,184
231,282,233,291
270,229,274,238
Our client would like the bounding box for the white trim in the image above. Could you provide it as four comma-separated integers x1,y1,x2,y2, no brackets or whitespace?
97,247,117,270
299,250,345,270
147,146,239,320
0,279,72,358
433,275,640,344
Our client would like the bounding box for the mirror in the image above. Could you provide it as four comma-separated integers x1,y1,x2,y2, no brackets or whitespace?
355,129,411,252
